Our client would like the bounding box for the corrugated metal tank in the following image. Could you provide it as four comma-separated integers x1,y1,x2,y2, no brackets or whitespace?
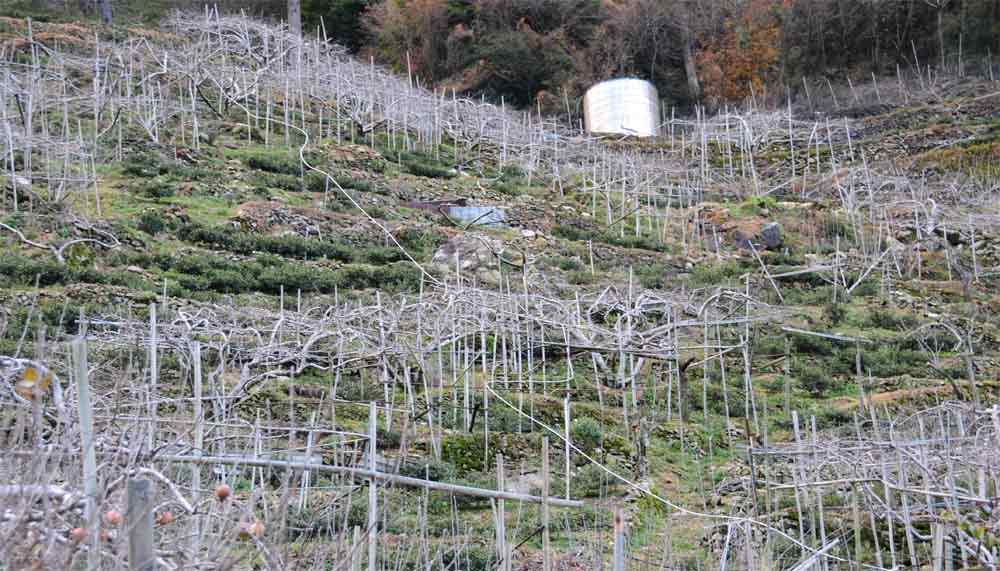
583,78,660,137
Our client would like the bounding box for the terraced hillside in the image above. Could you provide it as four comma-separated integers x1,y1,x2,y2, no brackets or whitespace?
2,10,1000,571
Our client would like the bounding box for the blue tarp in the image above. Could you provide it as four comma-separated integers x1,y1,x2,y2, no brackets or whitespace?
447,206,506,227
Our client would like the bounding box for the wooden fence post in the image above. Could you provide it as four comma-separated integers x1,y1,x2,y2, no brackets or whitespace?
351,525,361,571
147,304,158,452
127,478,156,571
190,341,203,556
564,396,571,500
72,338,99,569
932,523,945,571
613,506,626,571
495,453,509,571
542,436,551,571
367,401,377,571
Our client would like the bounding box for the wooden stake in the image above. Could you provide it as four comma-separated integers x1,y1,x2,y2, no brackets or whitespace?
72,338,99,569
613,506,626,571
367,401,377,571
542,437,551,571
127,479,156,571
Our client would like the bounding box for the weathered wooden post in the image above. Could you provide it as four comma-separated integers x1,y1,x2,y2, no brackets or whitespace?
72,338,99,569
495,454,510,571
367,401,377,571
613,506,626,571
351,525,361,571
147,304,158,452
127,479,156,571
931,523,945,571
564,396,571,500
542,437,551,571
191,341,203,556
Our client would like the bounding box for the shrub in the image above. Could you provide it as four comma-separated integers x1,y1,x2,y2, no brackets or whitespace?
402,160,455,179
363,247,409,265
329,173,375,193
494,170,533,196
791,334,835,355
863,308,917,330
475,28,574,107
441,434,486,474
122,152,220,182
553,224,669,252
0,255,69,288
398,459,456,482
244,151,301,175
134,179,175,199
553,256,582,271
121,153,164,177
635,263,667,289
859,345,927,378
376,427,402,449
696,0,782,104
822,302,846,325
738,195,778,215
137,210,166,235
795,362,831,395
0,253,151,293
253,172,302,193
690,260,748,286
570,417,601,452
571,462,620,498
177,223,354,262
394,227,447,259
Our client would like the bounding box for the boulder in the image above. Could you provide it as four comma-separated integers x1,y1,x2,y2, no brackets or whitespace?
431,233,504,273
760,222,782,249
732,221,782,251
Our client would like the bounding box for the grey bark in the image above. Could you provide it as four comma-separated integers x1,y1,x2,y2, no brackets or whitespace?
682,27,701,101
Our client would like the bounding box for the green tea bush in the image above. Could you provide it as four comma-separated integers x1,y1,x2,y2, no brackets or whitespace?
362,246,409,264
398,459,456,482
822,302,846,325
253,172,301,193
795,362,832,395
402,160,455,179
177,223,354,262
552,224,669,252
635,263,667,289
245,151,301,175
441,434,485,474
553,256,583,271
791,334,835,355
862,308,918,330
689,260,748,286
570,417,602,452
137,210,166,235
377,427,402,449
570,462,620,497
134,179,176,199
567,270,595,285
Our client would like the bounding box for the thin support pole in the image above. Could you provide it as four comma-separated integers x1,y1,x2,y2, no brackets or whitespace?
127,479,156,571
73,338,99,569
367,402,377,571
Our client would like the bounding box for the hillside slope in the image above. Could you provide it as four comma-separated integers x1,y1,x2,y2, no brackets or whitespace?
2,11,1000,571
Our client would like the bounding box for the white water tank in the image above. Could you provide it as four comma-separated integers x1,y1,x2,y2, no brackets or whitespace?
583,78,660,137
